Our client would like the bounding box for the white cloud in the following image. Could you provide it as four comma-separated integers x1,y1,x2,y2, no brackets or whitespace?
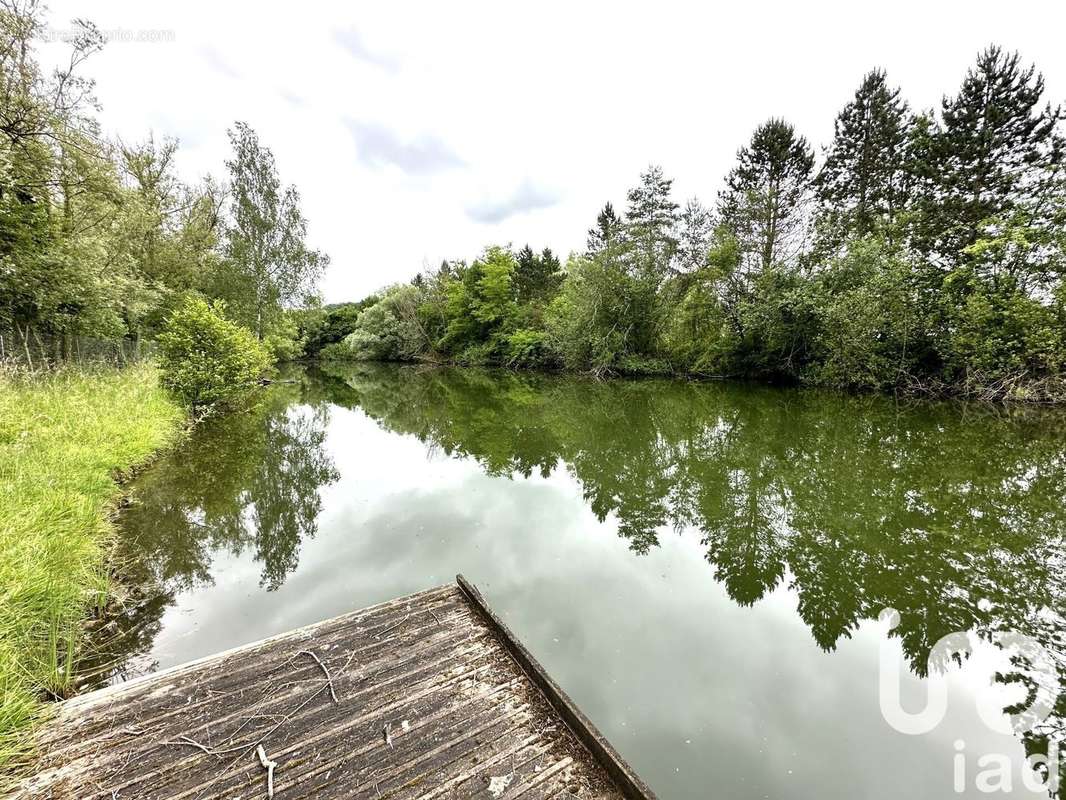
333,27,401,74
197,44,241,81
345,119,465,174
37,0,1066,302
277,88,305,108
466,179,561,224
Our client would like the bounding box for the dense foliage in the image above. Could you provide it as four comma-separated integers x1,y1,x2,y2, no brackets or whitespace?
0,2,324,365
156,297,271,409
289,297,381,360
330,47,1066,401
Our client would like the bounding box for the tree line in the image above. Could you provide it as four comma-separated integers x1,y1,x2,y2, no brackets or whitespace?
320,46,1066,401
0,1,325,365
5,3,1064,403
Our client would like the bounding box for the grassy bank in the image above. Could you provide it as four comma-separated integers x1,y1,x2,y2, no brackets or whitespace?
0,364,183,772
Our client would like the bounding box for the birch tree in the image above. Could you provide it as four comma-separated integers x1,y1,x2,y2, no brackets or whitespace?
221,122,327,339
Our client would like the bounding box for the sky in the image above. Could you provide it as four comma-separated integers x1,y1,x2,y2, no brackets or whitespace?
39,0,1066,303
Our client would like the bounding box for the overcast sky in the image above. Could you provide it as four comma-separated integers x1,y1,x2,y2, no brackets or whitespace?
40,1,1066,303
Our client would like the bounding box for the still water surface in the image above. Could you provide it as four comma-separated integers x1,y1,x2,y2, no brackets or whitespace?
107,363,1066,798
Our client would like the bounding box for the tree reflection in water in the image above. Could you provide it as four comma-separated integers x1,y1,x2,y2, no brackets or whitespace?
81,374,338,684
323,363,1065,786
93,362,1064,790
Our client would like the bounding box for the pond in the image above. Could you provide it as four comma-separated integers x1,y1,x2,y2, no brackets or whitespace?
102,363,1065,798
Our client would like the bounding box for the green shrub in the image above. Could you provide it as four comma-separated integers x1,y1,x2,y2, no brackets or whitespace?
264,332,303,363
506,329,551,368
343,303,403,360
297,300,375,358
157,297,272,409
438,247,517,356
262,315,305,362
616,354,673,376
318,340,354,361
454,341,498,366
804,242,924,390
544,253,648,372
660,283,735,374
343,285,426,361
941,279,1064,388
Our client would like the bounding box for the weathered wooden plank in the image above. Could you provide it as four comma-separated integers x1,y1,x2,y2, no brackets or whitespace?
260,671,527,792
47,588,467,736
436,738,560,799
159,654,505,799
13,578,654,800
456,575,656,800
79,647,502,800
282,689,532,799
40,607,480,766
36,603,470,771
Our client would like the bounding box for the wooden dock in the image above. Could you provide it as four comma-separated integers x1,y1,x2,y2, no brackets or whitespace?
14,576,656,800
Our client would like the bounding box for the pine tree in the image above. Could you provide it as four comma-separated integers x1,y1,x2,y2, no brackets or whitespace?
586,202,624,255
624,165,679,278
913,46,1063,272
676,198,714,274
514,245,561,303
539,247,561,293
718,119,815,274
815,70,911,250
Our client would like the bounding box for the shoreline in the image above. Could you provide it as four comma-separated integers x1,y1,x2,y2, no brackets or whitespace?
0,364,186,782
310,356,1066,407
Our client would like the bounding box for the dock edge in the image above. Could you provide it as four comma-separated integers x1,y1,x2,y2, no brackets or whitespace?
455,574,659,800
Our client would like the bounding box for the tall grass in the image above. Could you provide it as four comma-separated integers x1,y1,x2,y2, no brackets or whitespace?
0,363,183,774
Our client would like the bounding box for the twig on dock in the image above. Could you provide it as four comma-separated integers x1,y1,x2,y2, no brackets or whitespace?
256,744,278,799
340,646,359,674
181,671,336,777
297,649,338,703
383,722,393,749
100,724,152,741
374,615,410,640
161,735,220,758
216,680,330,758
428,609,441,625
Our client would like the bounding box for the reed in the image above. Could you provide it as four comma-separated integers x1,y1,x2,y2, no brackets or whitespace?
0,363,183,774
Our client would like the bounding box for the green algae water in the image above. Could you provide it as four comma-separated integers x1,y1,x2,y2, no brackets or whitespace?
106,363,1066,798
